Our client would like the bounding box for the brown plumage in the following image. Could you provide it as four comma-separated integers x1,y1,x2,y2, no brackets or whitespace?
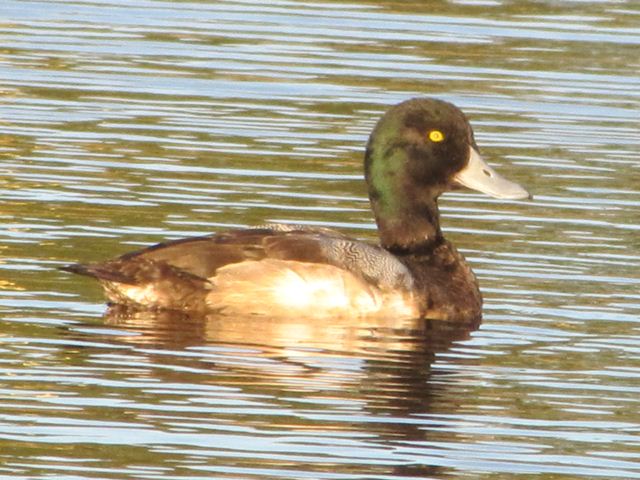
62,225,418,317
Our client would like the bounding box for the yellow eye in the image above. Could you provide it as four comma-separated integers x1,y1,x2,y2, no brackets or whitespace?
428,130,445,142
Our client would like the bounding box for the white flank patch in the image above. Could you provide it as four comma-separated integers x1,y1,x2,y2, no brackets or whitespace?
116,284,161,305
206,259,418,318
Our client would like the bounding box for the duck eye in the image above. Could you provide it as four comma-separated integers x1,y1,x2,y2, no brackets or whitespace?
428,130,445,142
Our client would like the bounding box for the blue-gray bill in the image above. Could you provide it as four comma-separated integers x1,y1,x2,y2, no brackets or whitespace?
453,147,531,200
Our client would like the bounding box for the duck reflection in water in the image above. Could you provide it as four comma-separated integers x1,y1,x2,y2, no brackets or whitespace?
101,305,480,479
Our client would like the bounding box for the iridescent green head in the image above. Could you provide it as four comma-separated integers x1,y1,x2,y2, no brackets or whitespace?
364,98,529,251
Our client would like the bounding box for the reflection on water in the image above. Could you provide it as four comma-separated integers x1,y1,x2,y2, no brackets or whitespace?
103,307,479,417
1,308,479,478
1,0,640,478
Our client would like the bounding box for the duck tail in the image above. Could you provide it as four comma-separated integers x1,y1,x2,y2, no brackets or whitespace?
58,263,133,284
59,263,92,276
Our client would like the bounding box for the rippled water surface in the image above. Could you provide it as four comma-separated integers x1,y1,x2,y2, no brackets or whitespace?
1,0,639,478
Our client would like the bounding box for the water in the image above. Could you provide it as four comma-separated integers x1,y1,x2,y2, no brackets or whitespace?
1,0,639,478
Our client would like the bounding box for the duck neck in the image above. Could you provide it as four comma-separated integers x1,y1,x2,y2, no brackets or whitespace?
374,196,443,253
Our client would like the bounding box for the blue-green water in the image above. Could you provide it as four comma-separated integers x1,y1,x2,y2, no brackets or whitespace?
1,0,639,478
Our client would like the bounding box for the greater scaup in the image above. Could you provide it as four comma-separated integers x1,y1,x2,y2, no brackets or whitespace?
61,98,530,320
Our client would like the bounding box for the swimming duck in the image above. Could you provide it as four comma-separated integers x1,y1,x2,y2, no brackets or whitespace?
61,98,530,320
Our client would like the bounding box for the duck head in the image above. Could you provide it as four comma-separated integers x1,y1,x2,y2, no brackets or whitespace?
364,98,530,252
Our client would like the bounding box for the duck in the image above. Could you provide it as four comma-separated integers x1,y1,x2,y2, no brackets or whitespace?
61,98,530,320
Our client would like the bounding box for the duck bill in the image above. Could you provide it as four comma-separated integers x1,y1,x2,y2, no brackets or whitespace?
453,146,531,200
